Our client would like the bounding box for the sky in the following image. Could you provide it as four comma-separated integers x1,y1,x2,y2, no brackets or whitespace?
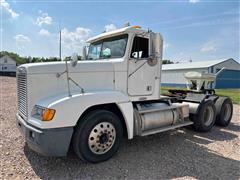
0,0,239,62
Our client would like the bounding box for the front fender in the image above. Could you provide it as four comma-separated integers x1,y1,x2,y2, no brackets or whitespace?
29,91,133,138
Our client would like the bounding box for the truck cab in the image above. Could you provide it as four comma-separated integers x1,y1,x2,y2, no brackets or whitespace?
16,26,233,163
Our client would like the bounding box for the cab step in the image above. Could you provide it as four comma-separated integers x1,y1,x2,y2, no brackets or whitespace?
140,120,193,136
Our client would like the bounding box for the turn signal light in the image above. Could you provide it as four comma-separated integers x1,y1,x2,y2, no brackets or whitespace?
42,108,56,121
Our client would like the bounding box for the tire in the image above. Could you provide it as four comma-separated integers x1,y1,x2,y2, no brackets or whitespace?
72,110,123,163
191,100,216,132
215,97,233,127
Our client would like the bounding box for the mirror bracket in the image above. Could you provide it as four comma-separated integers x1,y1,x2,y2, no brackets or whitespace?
147,55,157,66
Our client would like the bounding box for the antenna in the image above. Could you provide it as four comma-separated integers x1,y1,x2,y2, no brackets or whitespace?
58,21,70,96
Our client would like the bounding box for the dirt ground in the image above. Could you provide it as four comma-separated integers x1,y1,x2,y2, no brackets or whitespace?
1,76,240,180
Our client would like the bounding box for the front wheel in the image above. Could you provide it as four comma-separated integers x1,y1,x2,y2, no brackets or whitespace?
72,110,123,163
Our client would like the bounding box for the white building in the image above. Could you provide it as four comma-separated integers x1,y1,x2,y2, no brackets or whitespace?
0,55,17,74
161,58,240,88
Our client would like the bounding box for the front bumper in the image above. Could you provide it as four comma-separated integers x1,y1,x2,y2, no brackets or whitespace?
16,113,73,156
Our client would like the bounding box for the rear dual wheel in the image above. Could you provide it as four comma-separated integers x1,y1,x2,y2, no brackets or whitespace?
191,97,233,132
192,100,216,132
215,97,233,127
72,110,123,163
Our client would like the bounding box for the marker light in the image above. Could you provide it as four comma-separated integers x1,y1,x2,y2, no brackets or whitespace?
132,26,141,29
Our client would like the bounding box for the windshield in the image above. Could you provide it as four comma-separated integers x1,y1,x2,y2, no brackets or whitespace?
87,34,128,60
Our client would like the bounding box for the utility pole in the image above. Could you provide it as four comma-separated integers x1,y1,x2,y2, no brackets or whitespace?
59,22,62,61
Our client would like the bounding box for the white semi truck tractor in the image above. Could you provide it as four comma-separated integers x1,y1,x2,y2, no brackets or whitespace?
16,26,233,163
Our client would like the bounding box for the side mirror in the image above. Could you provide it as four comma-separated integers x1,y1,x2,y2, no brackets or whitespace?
70,53,78,67
148,32,163,66
82,46,87,60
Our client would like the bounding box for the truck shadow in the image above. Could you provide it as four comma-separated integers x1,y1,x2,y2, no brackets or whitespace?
0,73,16,77
24,123,240,180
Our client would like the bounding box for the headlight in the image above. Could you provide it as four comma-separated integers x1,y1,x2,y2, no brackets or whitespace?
31,105,56,121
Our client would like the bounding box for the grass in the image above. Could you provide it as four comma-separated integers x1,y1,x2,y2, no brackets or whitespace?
215,89,240,105
161,86,240,104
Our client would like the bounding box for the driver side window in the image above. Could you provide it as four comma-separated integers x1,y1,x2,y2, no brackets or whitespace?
130,36,149,59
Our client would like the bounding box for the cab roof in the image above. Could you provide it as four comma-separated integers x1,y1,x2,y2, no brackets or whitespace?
86,26,147,43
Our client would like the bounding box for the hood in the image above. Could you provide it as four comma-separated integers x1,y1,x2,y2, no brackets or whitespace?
19,60,114,74
17,60,117,122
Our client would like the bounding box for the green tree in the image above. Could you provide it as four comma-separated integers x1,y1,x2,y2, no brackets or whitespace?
162,60,174,64
0,51,28,65
0,51,61,64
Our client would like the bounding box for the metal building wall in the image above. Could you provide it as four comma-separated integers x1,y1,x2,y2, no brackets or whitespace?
212,59,240,88
215,69,240,88
161,68,208,87
161,59,240,88
213,59,240,73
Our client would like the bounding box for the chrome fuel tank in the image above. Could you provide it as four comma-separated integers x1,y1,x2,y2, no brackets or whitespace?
134,102,189,135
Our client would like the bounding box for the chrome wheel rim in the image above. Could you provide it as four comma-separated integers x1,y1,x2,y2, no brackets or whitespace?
203,106,214,126
88,122,116,155
223,103,231,122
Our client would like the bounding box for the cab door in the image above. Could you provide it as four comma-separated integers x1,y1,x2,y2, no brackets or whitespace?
127,36,159,96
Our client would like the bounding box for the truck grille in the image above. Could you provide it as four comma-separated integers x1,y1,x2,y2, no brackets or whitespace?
17,70,27,119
